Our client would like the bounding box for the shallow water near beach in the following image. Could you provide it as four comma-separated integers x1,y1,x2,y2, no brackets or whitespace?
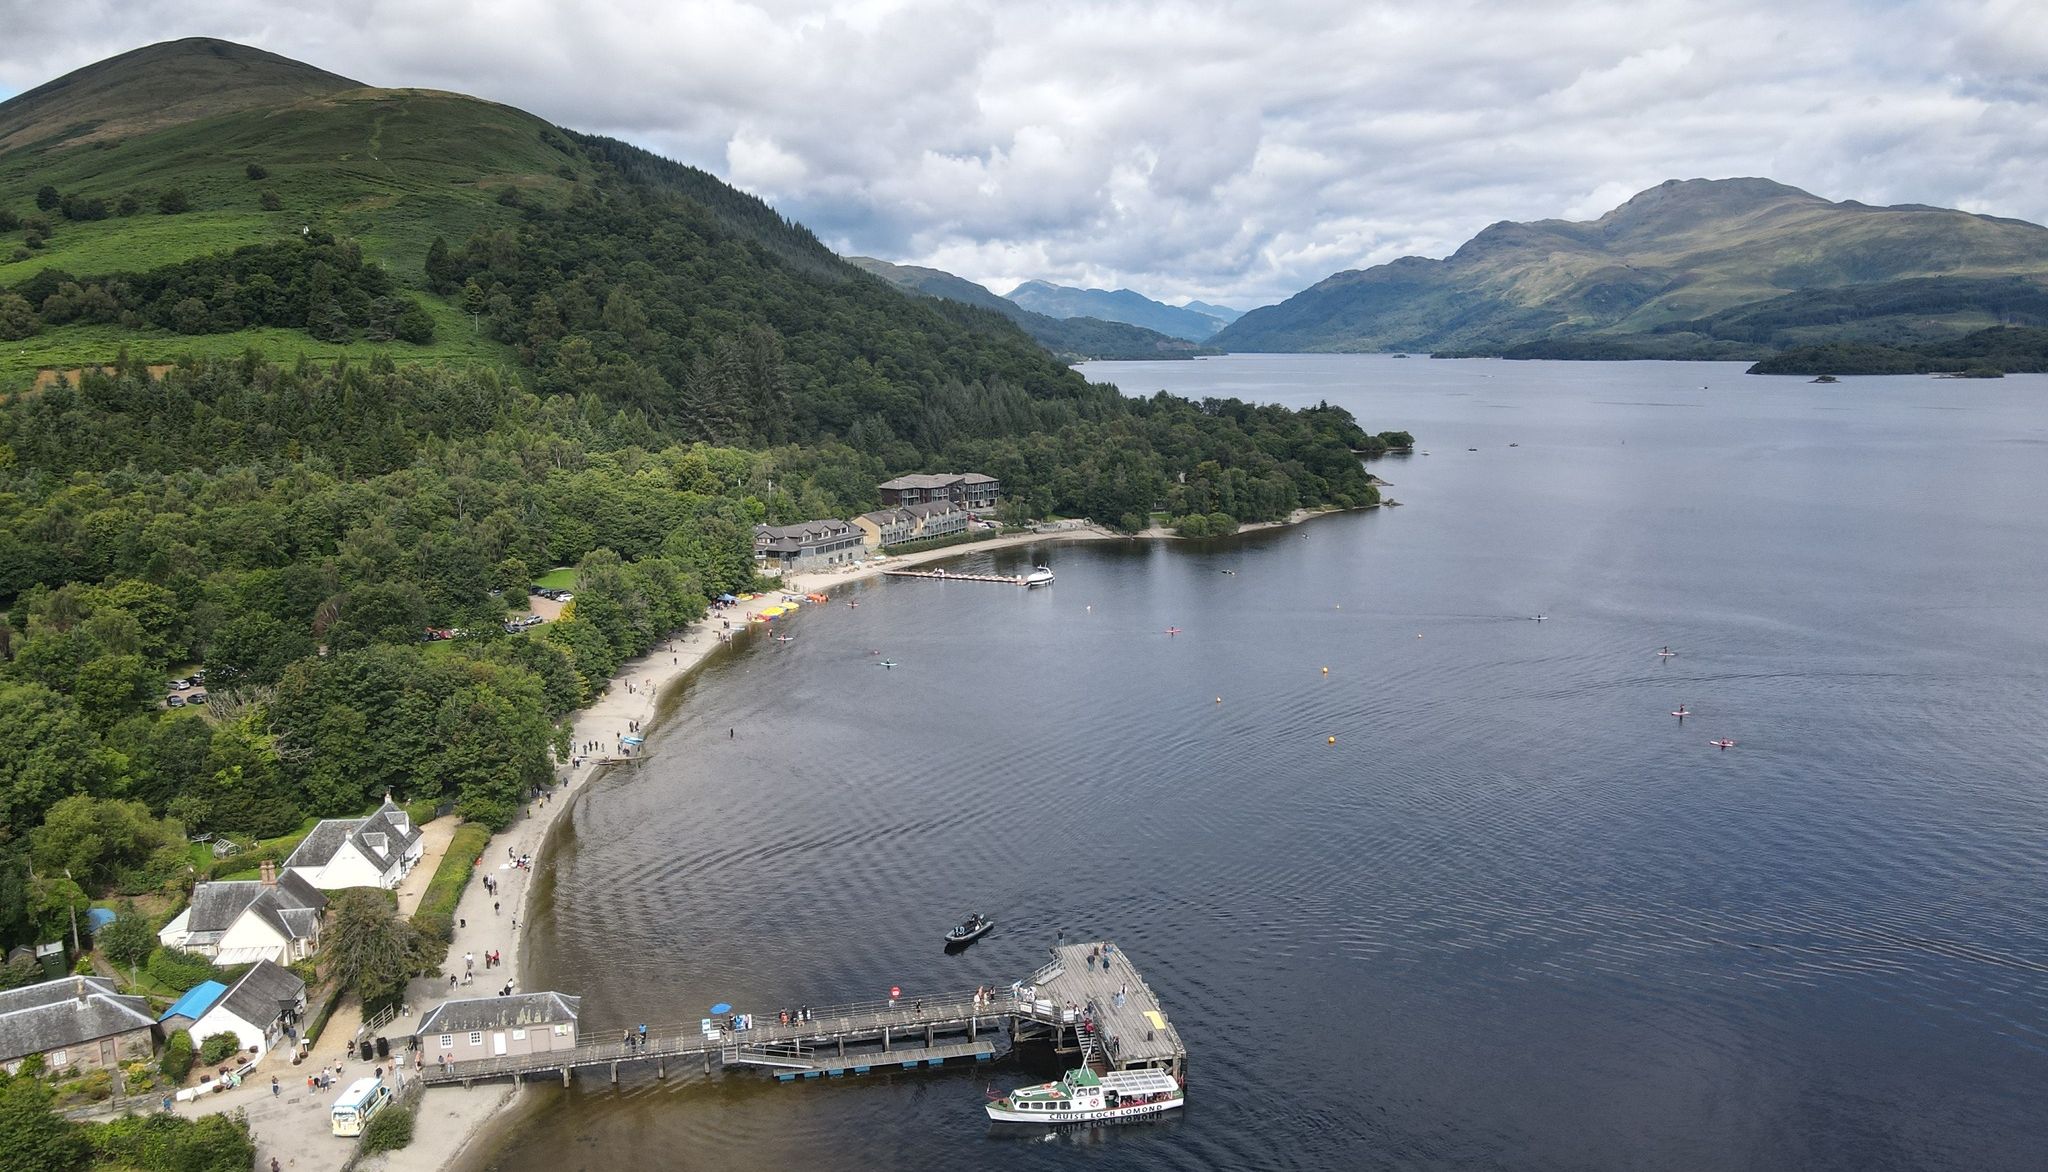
476,356,2048,1171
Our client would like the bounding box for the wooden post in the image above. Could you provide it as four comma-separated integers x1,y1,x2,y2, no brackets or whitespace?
610,1062,618,1084
561,1067,570,1086
925,1025,933,1048
881,1026,889,1051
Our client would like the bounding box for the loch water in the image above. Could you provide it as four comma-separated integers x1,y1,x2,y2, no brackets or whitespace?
480,356,2048,1172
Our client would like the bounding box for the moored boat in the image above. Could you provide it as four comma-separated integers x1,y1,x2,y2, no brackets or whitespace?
985,1067,1183,1124
945,912,994,946
1024,566,1055,587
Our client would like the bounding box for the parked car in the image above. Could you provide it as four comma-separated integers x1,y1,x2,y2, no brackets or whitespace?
523,615,544,627
166,694,185,708
556,591,573,601
186,690,207,704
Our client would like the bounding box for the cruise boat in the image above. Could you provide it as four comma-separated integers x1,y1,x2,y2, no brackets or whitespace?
1024,566,1055,588
985,1067,1183,1124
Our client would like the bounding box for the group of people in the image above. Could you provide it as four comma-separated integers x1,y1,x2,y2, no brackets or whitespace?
777,1006,815,1026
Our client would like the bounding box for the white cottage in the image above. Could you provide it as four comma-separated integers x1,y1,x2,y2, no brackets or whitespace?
156,863,326,965
187,960,306,1059
282,796,424,891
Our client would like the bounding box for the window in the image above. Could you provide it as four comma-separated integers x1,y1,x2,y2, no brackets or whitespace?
468,1032,483,1046
512,1029,526,1041
48,1049,66,1067
553,1025,569,1036
439,1035,453,1049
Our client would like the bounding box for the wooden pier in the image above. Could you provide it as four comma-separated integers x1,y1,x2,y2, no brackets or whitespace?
416,940,1184,1089
881,568,1029,585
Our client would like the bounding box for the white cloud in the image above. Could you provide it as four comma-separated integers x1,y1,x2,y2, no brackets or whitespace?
1,1,2043,306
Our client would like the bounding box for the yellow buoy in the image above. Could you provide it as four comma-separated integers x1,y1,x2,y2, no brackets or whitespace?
1215,696,1223,704
1321,666,1329,675
1327,736,1336,745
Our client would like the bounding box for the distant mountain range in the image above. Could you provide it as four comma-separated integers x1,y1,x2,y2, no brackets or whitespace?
1214,178,2048,358
847,257,1213,360
1006,280,1238,341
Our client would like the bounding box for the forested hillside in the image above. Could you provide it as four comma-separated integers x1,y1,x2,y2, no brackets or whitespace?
0,39,1396,958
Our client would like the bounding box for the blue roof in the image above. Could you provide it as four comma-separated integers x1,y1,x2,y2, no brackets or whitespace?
160,980,229,1023
87,907,116,930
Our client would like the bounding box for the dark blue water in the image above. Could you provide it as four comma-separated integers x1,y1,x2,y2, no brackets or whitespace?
488,356,2048,1172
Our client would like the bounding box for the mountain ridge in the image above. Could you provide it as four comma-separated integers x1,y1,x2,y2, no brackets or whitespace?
1006,279,1231,341
847,256,1211,360
0,37,363,155
1214,177,2048,355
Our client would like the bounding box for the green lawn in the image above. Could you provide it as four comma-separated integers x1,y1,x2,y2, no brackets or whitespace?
533,567,578,589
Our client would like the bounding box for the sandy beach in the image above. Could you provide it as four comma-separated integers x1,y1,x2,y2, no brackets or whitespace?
355,525,1118,1171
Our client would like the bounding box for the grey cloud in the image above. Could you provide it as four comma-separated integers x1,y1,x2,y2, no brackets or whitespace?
0,1,2042,306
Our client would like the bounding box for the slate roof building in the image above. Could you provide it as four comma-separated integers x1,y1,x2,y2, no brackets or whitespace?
0,975,157,1074
418,992,581,1064
283,795,424,890
876,472,999,510
188,960,306,1059
157,862,327,965
753,519,864,573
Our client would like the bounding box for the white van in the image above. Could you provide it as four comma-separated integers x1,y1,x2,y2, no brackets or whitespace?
330,1077,391,1136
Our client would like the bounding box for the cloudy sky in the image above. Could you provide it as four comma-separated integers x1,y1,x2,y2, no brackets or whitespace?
2,1,2044,307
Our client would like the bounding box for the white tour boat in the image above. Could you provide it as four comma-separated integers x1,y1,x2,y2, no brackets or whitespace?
1024,566,1055,588
985,1067,1183,1124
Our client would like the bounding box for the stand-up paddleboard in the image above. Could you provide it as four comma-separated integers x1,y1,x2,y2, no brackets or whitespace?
1672,709,1690,718
1709,739,1736,749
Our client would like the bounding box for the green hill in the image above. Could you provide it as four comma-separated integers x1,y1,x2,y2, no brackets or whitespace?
1214,178,2048,356
0,37,361,155
847,255,1209,360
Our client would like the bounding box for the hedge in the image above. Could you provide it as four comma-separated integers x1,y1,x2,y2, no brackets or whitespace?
408,822,492,968
360,1104,414,1153
160,1029,193,1080
197,1032,239,1065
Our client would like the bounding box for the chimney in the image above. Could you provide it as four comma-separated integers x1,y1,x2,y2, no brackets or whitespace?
74,975,87,1003
260,861,277,887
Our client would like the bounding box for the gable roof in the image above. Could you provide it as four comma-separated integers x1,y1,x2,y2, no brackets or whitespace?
211,960,304,1028
186,871,326,939
0,976,155,1061
417,992,581,1036
285,797,420,875
159,980,228,1024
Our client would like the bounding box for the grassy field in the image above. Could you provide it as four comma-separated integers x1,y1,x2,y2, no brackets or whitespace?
533,567,578,590
1,86,575,387
1,295,515,387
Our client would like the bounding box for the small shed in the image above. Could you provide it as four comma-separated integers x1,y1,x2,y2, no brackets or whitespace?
158,980,229,1035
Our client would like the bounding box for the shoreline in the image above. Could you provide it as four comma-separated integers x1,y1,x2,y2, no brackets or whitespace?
367,525,1119,1171
376,509,1358,1170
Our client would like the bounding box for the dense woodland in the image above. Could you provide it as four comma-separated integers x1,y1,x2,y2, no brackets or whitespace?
0,121,1394,957
1746,325,2048,375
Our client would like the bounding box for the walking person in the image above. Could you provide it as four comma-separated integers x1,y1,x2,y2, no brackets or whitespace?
271,1076,279,1097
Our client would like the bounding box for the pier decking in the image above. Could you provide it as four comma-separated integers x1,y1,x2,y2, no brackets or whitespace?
1012,943,1187,1072
881,568,1030,584
417,941,1184,1088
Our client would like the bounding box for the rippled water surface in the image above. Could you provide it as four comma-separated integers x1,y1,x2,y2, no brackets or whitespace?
480,357,2048,1172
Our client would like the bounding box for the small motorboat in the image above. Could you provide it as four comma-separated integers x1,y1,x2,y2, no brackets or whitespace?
945,912,995,947
1024,566,1055,588
1709,739,1737,750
